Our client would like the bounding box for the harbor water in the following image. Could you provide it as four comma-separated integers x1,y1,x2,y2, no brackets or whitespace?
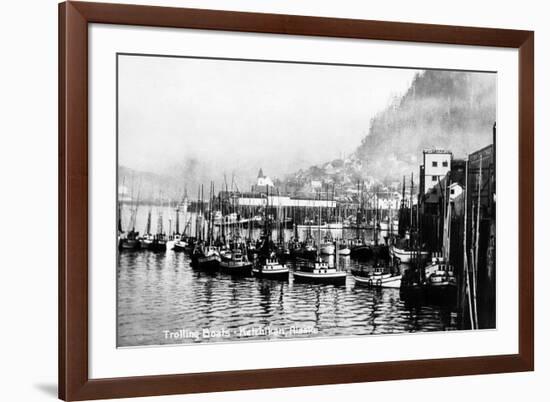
117,205,458,347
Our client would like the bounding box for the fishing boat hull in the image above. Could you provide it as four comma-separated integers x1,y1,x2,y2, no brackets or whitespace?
220,261,253,276
118,239,141,251
197,255,221,271
252,265,289,280
390,246,429,264
425,272,457,302
350,245,371,260
292,271,346,285
353,273,401,288
290,248,317,261
173,241,187,251
150,241,167,252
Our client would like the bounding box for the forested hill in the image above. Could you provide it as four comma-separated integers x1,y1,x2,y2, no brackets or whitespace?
355,70,496,181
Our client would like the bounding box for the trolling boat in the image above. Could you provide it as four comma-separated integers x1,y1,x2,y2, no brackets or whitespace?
275,244,291,263
391,174,430,264
290,237,317,260
349,238,371,260
140,197,167,251
219,248,253,276
139,208,156,250
172,235,188,251
195,245,221,271
252,252,289,280
424,257,457,294
252,190,289,280
141,228,167,251
352,265,401,288
172,203,189,251
389,242,429,264
424,189,457,301
118,230,141,251
140,232,154,249
118,195,140,251
292,201,346,285
319,228,335,255
148,208,167,251
293,258,346,285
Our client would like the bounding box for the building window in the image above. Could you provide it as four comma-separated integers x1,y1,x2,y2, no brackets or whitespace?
432,176,438,182
450,189,455,195
442,161,448,167
432,161,438,167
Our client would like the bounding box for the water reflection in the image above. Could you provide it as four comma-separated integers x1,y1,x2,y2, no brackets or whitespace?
117,249,457,347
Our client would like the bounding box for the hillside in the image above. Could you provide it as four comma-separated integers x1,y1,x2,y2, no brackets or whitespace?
285,69,496,188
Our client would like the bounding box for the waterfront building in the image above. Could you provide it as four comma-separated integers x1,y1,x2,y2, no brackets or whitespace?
420,149,453,195
251,168,275,193
237,194,336,209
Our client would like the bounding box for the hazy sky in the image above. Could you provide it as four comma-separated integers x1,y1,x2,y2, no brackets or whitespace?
118,54,419,187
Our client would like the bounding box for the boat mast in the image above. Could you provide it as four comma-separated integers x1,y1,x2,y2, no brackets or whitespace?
463,161,474,329
195,185,200,240
372,191,378,246
356,180,360,239
145,208,152,235
409,172,414,231
317,191,322,259
471,157,483,329
157,191,163,236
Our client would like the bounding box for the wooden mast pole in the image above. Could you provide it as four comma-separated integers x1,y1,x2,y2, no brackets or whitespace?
463,161,474,329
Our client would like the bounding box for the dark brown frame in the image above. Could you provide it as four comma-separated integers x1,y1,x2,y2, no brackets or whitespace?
59,1,534,400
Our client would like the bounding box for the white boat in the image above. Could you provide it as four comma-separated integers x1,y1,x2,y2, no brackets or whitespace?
352,267,401,288
140,233,154,249
390,245,429,264
293,259,346,285
252,257,289,280
171,234,187,251
173,239,187,251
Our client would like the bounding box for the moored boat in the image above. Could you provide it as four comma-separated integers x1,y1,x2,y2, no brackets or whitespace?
173,237,188,251
139,233,154,249
424,257,457,301
290,241,317,260
149,234,167,251
219,249,253,276
292,258,346,285
252,255,289,280
196,245,221,271
389,244,429,264
349,238,371,260
352,266,401,288
118,231,141,251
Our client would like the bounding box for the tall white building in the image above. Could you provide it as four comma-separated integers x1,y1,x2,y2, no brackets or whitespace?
422,149,452,194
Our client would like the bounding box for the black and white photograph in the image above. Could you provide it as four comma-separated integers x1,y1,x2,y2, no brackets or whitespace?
116,54,497,348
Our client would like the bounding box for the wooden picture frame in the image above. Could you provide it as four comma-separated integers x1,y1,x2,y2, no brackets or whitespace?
59,1,534,400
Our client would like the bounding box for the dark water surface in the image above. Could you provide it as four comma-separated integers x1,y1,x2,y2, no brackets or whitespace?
117,249,457,347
